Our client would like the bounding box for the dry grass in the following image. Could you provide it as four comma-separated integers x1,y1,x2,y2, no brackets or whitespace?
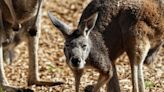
4,0,164,92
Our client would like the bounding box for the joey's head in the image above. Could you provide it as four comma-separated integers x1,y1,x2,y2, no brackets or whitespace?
48,12,98,70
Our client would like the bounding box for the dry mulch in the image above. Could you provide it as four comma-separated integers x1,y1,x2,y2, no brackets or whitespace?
4,0,164,92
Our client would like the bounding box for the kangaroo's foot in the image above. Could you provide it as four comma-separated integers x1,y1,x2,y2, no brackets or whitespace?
2,85,33,92
27,78,64,86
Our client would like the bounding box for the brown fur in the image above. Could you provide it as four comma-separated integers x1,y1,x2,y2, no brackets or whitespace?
79,0,164,92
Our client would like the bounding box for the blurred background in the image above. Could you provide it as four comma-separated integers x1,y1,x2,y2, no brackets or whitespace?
4,0,163,92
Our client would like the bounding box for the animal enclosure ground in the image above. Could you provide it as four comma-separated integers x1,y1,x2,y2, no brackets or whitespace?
4,0,164,92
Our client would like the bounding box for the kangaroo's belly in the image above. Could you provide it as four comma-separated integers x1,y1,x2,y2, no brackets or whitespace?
1,0,38,24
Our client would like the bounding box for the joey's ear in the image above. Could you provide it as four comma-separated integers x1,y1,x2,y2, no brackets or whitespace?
78,12,98,36
48,11,72,38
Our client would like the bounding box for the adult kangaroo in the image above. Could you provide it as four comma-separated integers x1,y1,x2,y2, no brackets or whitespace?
49,0,164,92
0,0,62,91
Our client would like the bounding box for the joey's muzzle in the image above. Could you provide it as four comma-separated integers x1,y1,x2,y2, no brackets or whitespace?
70,57,85,69
71,57,81,67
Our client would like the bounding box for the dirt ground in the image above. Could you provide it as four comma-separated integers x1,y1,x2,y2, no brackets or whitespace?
4,0,164,92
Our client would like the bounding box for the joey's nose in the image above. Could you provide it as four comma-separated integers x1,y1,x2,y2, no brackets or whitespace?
71,57,81,67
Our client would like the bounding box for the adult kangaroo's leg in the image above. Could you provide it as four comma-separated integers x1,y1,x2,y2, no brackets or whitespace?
27,0,63,86
27,25,40,86
126,35,150,92
27,19,63,86
107,63,120,92
4,0,21,31
0,7,33,92
107,48,124,92
0,8,8,86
